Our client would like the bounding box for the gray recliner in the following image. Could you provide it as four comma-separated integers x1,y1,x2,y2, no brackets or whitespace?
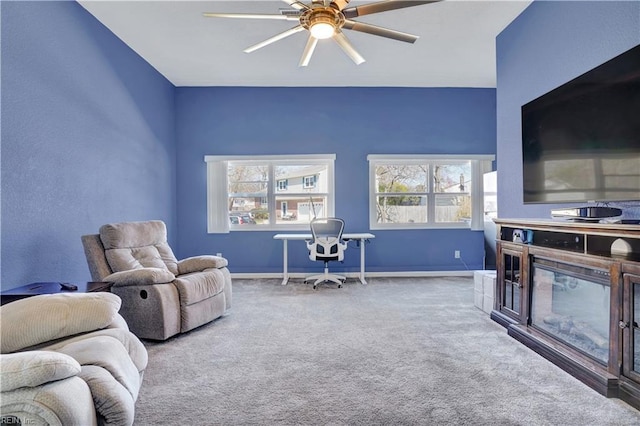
82,220,232,340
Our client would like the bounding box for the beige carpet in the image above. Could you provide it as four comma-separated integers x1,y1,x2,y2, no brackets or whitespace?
134,277,640,425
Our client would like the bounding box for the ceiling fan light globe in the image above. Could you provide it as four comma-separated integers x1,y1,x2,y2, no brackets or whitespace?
310,22,335,39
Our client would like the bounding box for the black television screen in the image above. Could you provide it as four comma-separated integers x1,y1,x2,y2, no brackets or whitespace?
522,44,640,204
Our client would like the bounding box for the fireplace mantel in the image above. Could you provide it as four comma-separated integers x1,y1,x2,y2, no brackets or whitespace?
491,218,640,410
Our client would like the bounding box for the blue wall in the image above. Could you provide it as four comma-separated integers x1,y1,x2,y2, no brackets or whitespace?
496,1,640,219
175,87,496,274
1,1,496,288
1,1,176,289
4,1,637,284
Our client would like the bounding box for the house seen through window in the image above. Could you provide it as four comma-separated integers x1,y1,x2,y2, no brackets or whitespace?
368,154,494,230
205,154,335,232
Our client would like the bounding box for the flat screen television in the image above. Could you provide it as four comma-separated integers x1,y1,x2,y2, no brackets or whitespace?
522,44,640,204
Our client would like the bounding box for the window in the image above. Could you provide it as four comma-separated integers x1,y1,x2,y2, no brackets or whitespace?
368,154,494,230
484,171,497,220
277,179,288,191
205,154,335,232
303,175,316,189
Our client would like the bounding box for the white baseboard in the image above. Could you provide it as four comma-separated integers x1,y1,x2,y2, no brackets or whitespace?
230,270,475,279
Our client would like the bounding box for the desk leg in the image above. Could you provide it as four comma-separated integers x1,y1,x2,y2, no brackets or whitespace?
359,238,368,285
281,239,289,286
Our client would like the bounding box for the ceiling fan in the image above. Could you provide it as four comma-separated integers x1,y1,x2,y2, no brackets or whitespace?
203,0,441,66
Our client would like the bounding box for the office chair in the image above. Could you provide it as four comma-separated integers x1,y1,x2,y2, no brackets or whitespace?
305,217,348,289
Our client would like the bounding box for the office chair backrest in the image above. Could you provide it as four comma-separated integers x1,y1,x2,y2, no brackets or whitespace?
309,218,346,262
311,217,344,240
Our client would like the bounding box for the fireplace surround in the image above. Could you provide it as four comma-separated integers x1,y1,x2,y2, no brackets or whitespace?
492,219,640,409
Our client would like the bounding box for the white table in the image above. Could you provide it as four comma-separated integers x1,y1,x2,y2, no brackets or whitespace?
273,233,375,286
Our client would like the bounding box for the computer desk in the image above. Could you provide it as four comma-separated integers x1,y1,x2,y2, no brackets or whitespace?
273,233,375,286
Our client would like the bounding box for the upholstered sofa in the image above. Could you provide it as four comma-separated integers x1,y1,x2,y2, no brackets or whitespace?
0,292,148,426
82,220,232,341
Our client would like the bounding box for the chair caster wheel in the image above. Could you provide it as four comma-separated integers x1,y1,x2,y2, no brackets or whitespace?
313,285,317,290
338,284,342,288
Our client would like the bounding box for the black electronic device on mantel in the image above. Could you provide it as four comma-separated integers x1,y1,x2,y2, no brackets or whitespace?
551,206,622,220
521,43,640,204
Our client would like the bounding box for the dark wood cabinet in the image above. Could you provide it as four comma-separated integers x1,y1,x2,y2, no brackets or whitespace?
493,243,526,326
621,269,640,404
493,219,640,409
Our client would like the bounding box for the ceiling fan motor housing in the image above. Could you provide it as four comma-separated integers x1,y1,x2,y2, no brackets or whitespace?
300,6,345,33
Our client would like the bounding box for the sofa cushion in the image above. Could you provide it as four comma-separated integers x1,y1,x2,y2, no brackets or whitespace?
42,328,149,375
105,246,169,272
55,334,142,425
80,365,135,426
174,269,226,306
100,221,179,275
0,293,122,353
56,336,141,401
0,351,81,392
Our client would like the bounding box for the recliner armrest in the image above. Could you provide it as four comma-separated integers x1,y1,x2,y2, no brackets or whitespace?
1,293,123,353
178,255,228,274
104,268,175,287
0,351,80,392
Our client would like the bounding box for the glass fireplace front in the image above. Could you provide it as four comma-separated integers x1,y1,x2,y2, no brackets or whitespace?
530,257,611,364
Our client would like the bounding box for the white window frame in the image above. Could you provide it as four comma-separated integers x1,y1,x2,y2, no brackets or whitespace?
303,175,316,189
277,179,288,191
368,154,494,231
205,154,336,233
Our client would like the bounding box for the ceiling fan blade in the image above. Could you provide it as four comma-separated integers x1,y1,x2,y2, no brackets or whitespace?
343,20,419,43
342,0,440,19
332,31,365,65
202,12,298,21
244,25,306,53
299,36,319,67
281,0,310,10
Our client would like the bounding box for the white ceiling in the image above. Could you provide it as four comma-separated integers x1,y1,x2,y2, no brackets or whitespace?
78,0,531,87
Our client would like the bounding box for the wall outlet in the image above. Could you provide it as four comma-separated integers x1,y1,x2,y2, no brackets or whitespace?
454,250,461,259
216,252,222,257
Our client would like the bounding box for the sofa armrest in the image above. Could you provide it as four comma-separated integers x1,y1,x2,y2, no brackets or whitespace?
1,372,97,426
1,351,80,392
107,313,130,331
178,255,228,274
1,293,122,353
104,267,175,287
